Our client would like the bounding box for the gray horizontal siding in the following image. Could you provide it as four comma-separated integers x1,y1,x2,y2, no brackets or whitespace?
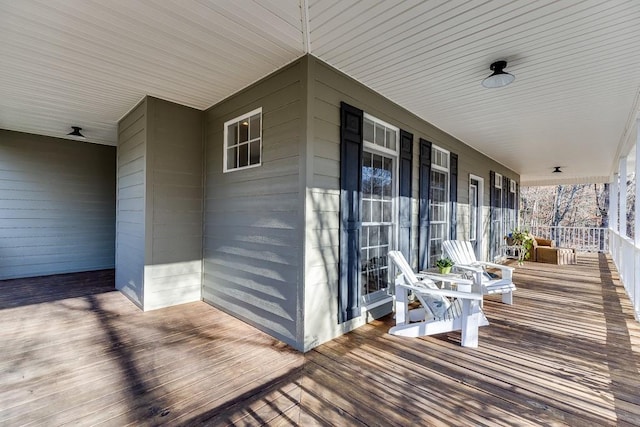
303,55,520,349
116,100,146,307
203,60,303,350
0,129,115,280
144,97,203,311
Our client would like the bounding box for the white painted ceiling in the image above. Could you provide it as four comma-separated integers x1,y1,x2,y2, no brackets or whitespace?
1,0,639,185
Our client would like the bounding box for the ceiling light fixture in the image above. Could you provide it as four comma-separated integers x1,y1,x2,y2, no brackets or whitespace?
67,126,85,139
482,60,515,88
553,166,562,173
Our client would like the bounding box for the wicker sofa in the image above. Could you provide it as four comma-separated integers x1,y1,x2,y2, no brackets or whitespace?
531,237,577,265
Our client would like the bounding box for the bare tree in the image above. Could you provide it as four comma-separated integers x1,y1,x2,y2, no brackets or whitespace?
595,183,609,228
521,183,609,230
594,183,609,250
552,185,580,226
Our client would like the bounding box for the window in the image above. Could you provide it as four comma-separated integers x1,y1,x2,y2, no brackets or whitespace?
223,108,262,172
469,181,478,242
429,145,450,266
364,116,397,151
491,173,504,260
361,114,398,304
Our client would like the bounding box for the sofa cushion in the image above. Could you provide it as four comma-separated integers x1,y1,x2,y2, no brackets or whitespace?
534,237,555,247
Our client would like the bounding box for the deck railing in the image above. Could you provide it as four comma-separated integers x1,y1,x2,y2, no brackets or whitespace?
610,230,640,321
525,225,609,253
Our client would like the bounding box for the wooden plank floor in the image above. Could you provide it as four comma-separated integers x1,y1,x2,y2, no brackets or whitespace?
1,253,639,426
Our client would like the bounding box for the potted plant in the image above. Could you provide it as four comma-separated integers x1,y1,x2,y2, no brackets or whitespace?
506,228,534,263
436,257,454,274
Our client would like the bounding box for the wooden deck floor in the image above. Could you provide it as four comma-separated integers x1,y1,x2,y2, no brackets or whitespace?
1,253,639,426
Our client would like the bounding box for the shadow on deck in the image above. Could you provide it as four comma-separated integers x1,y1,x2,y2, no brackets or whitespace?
0,253,639,426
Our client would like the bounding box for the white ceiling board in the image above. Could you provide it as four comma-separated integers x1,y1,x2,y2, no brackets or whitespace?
0,0,639,186
312,0,640,184
0,0,304,145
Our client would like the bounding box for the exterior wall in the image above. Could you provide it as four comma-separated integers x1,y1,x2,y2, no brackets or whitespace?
203,60,304,350
0,129,115,280
303,55,519,350
116,99,147,307
116,97,204,310
458,158,518,261
144,97,203,310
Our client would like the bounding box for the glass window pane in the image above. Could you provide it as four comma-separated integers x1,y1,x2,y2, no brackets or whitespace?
364,119,374,143
227,147,237,170
372,153,383,173
238,143,249,167
371,200,382,222
228,123,238,146
375,123,385,146
383,202,391,222
386,128,396,150
370,226,380,247
379,227,387,246
239,119,249,143
362,200,372,223
361,247,370,270
249,140,260,165
362,171,372,196
249,114,260,140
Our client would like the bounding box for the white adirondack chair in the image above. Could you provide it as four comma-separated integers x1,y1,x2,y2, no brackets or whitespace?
388,251,488,348
442,240,516,305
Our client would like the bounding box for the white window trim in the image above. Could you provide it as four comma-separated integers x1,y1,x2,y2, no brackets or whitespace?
431,144,450,172
510,179,516,193
429,144,450,266
223,107,262,173
360,114,399,302
363,113,399,154
469,174,485,260
495,172,503,189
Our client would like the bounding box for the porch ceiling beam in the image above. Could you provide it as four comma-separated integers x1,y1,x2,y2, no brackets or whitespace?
300,0,311,54
614,89,640,177
520,175,611,187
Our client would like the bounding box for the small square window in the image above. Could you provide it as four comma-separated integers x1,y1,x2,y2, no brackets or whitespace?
223,108,262,172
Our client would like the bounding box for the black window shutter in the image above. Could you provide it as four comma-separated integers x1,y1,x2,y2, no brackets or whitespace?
503,174,509,211
503,175,511,233
338,102,363,323
515,182,519,225
449,152,458,240
489,171,496,259
398,130,413,264
418,138,432,268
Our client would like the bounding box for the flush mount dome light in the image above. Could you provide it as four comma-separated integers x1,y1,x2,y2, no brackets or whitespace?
553,166,562,173
482,60,515,88
67,126,85,139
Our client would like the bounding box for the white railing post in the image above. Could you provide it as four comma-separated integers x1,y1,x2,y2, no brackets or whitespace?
620,157,627,239
635,119,640,248
635,119,640,317
612,173,619,235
